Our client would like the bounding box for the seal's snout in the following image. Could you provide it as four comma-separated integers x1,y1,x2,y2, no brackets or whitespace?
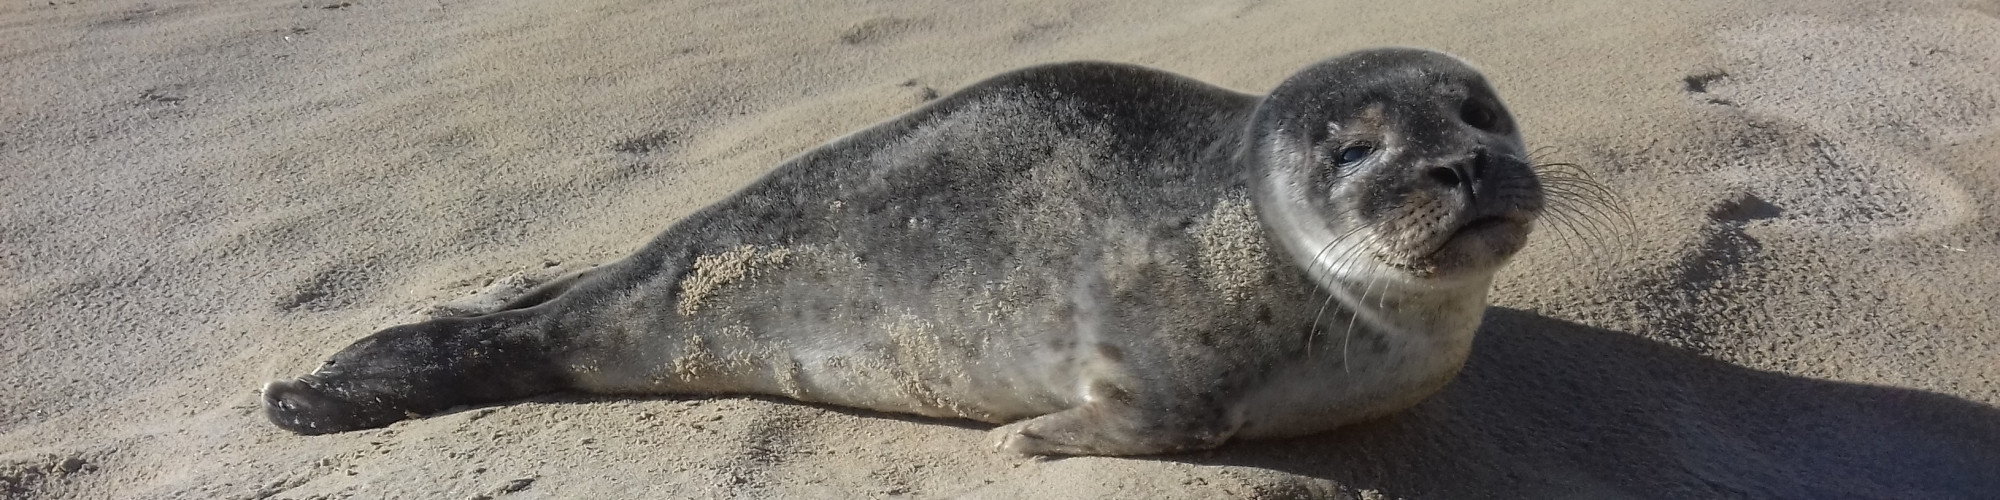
263,378,327,434
263,377,373,435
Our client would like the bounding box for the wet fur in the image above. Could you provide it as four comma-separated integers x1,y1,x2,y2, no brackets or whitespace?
265,48,1543,456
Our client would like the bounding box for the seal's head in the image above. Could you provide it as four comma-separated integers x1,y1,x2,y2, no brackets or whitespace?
264,316,565,435
1245,48,1543,289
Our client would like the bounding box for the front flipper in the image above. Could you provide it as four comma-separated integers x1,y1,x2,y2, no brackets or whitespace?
264,311,566,434
987,394,1237,456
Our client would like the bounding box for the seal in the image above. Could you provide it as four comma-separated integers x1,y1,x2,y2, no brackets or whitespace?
262,47,1545,456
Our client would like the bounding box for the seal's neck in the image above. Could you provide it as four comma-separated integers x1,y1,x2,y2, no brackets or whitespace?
1319,272,1493,340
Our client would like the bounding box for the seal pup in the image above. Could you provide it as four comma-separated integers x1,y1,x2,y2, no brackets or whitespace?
263,47,1544,456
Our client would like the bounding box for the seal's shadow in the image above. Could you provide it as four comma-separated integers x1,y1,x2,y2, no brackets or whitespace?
1194,307,2000,499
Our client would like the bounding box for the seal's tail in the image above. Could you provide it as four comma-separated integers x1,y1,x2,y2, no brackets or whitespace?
263,309,567,434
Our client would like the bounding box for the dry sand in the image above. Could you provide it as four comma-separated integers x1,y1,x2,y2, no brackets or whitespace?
4,0,1999,498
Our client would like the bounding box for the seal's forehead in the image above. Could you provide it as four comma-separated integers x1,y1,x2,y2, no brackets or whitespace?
1317,76,1474,125
1326,104,1388,134
1302,49,1479,81
1277,56,1490,109
1336,47,1482,76
1361,65,1488,101
1254,48,1504,135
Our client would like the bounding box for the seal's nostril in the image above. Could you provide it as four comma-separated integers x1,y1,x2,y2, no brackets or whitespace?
1472,150,1488,179
1428,166,1461,186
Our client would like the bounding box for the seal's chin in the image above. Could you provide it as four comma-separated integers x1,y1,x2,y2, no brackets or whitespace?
1390,216,1532,282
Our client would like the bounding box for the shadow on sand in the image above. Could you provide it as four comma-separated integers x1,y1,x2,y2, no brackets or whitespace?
1198,307,2000,499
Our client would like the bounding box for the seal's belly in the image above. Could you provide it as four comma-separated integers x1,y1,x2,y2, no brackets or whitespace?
778,331,1079,423
1231,328,1473,438
570,243,1087,423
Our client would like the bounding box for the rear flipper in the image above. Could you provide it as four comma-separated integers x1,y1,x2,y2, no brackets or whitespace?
491,266,595,312
264,311,567,434
988,394,1238,456
427,266,598,318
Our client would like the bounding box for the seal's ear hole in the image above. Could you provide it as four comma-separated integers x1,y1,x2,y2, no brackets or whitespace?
1460,101,1498,131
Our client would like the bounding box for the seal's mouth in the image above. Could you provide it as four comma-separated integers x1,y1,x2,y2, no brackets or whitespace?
1421,215,1519,258
1377,214,1531,279
1453,216,1511,238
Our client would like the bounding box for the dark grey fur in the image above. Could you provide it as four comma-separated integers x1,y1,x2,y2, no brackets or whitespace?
264,48,1543,456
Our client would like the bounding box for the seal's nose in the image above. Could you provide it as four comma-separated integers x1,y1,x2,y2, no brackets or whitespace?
1427,165,1465,187
1426,149,1487,199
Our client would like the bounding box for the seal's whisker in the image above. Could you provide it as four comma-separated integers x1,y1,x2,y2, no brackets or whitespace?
1549,204,1615,265
1528,145,1565,163
1346,257,1392,375
1320,217,1400,371
1326,233,1383,369
1303,236,1347,357
1536,165,1626,213
1548,182,1633,243
1326,207,1436,371
1527,158,1634,285
1543,208,1603,268
1532,163,1588,178
1313,218,1388,308
1540,181,1622,210
1536,170,1609,188
1542,185,1626,220
1304,214,1381,359
1297,205,1372,306
1533,159,1630,227
1535,207,1586,264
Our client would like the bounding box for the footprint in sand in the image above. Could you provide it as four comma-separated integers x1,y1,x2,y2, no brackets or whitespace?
0,451,100,497
838,16,919,45
1694,12,1997,237
275,260,382,313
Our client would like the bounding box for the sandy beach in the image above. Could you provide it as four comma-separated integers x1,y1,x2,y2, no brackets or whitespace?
3,0,1998,497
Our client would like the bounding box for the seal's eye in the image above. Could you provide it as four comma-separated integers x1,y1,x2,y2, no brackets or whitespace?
1336,145,1373,165
1461,102,1497,130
